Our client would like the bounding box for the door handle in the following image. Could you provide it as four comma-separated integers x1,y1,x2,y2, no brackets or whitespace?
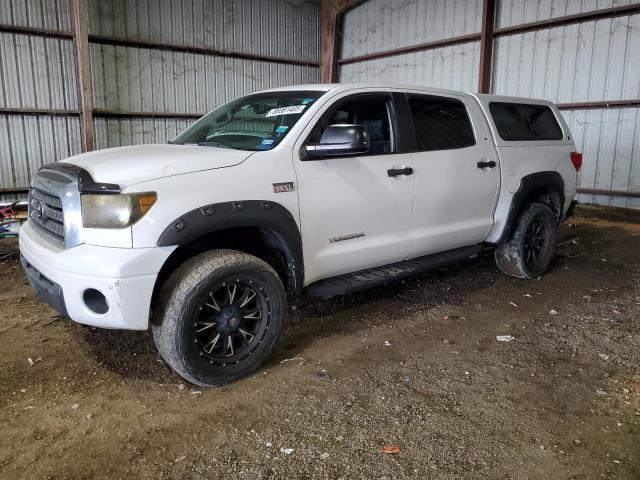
477,160,496,169
387,167,414,177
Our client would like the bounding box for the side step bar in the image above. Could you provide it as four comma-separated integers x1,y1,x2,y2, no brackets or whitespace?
305,245,485,298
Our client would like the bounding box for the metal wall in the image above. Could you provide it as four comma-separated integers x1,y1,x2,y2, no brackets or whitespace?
0,0,80,200
338,0,640,208
493,3,640,208
0,0,321,200
341,0,482,57
88,0,321,149
340,0,482,91
340,42,480,91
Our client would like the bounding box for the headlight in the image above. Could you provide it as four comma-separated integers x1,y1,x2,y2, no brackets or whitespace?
81,192,157,229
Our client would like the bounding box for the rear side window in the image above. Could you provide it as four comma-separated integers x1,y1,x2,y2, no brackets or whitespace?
489,102,563,141
408,95,476,151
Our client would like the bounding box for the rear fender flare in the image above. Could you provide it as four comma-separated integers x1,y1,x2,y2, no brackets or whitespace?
495,171,564,245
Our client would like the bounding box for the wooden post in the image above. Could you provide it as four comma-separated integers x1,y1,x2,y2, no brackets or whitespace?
71,0,94,152
320,0,361,83
320,0,339,83
478,0,496,93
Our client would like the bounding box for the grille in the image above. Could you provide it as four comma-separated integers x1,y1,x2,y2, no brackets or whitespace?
29,187,65,246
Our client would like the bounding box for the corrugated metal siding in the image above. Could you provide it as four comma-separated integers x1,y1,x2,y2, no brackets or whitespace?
492,8,640,208
93,117,192,148
340,42,480,91
0,2,78,199
90,44,320,114
87,0,320,63
497,0,636,27
0,0,72,31
341,0,482,58
0,33,78,109
0,114,81,191
87,0,321,149
564,108,640,209
492,15,640,102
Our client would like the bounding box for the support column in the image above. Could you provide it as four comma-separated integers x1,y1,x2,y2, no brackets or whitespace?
320,0,361,83
478,0,496,93
71,0,94,152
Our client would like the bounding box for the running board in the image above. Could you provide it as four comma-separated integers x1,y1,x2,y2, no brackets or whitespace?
305,245,484,298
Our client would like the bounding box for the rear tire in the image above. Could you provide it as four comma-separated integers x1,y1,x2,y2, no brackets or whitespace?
152,249,286,387
494,202,557,279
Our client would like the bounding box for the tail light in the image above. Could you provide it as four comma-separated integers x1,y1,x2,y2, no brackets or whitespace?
570,152,582,171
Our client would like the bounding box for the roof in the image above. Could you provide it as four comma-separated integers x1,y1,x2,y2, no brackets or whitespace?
258,83,470,97
256,83,557,106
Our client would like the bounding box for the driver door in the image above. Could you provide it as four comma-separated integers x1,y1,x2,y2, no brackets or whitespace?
294,92,415,285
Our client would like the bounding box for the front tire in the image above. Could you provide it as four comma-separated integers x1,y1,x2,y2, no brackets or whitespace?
152,249,286,387
494,202,557,279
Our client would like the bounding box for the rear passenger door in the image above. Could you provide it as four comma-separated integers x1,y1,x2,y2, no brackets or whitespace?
407,93,500,258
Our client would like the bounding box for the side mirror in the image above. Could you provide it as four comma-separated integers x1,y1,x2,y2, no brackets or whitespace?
303,124,369,160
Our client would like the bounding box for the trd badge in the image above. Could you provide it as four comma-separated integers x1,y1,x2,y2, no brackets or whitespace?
273,182,295,193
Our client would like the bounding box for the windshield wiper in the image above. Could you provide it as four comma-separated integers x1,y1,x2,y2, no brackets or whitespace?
197,141,231,149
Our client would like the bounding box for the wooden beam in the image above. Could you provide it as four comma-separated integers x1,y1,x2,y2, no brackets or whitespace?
92,110,202,119
0,107,80,116
495,3,640,37
478,0,497,93
320,0,362,83
577,188,640,199
557,99,640,110
89,35,319,67
320,0,339,83
0,24,73,39
70,0,94,152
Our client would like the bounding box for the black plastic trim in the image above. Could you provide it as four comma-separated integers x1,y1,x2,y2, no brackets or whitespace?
157,200,304,293
494,171,565,245
305,244,484,298
391,92,416,153
40,162,121,194
20,255,69,318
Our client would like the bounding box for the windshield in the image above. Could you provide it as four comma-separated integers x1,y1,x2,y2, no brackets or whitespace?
172,91,325,151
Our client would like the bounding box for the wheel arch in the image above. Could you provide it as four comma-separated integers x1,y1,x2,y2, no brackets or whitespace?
494,171,565,245
153,201,303,300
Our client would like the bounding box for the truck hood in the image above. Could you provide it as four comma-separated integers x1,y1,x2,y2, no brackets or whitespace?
63,144,255,187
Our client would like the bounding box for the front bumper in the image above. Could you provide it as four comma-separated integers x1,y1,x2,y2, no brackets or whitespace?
19,221,175,330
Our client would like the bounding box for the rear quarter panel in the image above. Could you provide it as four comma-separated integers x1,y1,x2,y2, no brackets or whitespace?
471,94,578,243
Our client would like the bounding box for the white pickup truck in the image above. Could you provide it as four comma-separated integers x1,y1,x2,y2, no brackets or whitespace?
20,84,581,386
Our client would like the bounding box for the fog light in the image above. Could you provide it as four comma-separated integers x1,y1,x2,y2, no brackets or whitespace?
83,288,109,315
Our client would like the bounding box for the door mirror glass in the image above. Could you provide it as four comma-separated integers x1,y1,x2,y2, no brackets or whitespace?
303,124,370,160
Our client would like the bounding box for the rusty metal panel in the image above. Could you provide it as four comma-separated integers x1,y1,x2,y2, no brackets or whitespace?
341,0,482,59
340,41,480,92
87,0,320,62
496,0,636,28
0,114,81,192
0,0,72,31
563,107,640,209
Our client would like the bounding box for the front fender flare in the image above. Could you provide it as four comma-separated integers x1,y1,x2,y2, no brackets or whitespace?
157,200,303,293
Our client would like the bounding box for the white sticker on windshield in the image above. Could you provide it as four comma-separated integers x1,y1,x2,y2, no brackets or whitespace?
265,105,306,117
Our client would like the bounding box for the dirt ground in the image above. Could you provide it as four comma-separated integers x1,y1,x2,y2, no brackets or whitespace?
0,204,639,480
